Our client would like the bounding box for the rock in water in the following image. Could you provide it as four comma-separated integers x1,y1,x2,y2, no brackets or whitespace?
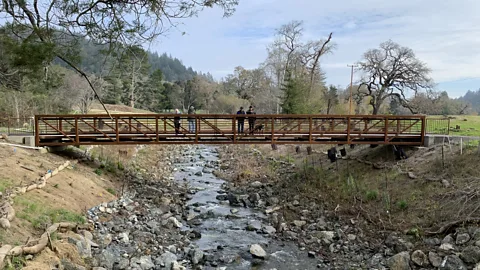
250,244,267,259
167,217,183,228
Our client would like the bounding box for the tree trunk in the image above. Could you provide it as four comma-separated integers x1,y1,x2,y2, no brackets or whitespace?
372,105,380,115
130,64,136,108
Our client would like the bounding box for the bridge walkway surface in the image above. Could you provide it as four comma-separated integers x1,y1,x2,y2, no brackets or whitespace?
34,114,426,146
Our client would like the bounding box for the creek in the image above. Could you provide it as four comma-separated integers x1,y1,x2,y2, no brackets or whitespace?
174,146,316,270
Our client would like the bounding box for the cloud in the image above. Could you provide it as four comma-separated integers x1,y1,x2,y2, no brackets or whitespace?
151,0,480,96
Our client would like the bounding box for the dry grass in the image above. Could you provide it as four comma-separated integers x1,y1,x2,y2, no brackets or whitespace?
221,143,480,236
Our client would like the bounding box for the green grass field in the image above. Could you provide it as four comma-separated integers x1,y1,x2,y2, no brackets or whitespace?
445,115,480,136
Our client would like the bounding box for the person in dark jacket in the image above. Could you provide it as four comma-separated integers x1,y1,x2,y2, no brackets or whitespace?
246,106,256,132
236,107,246,133
174,108,181,135
187,105,196,133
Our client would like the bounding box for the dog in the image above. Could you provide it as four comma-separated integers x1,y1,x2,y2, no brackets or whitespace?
249,124,264,134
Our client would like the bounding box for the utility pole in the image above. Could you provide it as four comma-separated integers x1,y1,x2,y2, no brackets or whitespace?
347,64,357,115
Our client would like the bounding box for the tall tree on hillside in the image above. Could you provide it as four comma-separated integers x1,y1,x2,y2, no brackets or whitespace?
357,40,434,115
0,0,239,113
116,46,150,108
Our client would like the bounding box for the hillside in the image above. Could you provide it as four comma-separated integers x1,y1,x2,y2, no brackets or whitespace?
458,89,480,113
57,37,208,82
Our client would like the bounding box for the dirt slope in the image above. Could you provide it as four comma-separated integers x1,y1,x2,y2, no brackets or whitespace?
0,141,118,268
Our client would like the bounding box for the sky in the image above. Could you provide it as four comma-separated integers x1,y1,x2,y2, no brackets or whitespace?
148,0,480,98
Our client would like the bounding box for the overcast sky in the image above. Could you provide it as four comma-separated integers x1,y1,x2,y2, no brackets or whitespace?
149,0,480,98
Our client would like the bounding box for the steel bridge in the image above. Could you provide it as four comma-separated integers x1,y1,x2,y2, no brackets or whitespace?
34,114,426,146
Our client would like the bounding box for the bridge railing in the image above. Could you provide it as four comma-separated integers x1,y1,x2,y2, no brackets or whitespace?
35,114,426,146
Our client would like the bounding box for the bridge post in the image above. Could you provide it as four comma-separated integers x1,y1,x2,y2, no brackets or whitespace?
35,115,40,146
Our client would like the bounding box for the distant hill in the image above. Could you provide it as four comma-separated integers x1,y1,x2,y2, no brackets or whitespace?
62,38,212,82
458,89,480,113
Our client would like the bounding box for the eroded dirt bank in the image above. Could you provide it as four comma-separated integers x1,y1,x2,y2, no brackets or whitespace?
214,144,480,270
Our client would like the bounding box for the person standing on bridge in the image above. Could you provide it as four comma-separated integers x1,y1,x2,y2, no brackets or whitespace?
187,105,196,133
236,107,246,133
174,108,181,135
246,106,256,133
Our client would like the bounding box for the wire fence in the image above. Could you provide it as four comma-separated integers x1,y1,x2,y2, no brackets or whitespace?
426,118,450,135
0,117,35,136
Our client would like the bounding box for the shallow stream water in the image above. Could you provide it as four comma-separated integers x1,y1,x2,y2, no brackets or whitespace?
174,146,317,270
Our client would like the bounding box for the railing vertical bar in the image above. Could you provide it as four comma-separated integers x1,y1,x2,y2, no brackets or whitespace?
309,116,312,143
195,116,199,143
115,116,119,142
155,116,159,142
384,116,388,142
271,117,275,144
164,116,167,133
232,116,237,143
75,116,79,145
347,116,351,144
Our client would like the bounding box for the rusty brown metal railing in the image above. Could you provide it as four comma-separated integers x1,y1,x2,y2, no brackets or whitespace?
34,114,426,146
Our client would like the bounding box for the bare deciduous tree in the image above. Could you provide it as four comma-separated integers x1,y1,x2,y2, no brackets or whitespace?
357,40,434,115
0,0,239,115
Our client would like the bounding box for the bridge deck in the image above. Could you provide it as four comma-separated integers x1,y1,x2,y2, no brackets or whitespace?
34,114,426,146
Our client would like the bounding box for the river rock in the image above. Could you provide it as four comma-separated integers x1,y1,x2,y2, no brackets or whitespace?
167,217,183,228
118,232,129,243
0,218,10,229
191,248,204,265
411,250,428,267
443,234,455,244
202,167,213,173
250,181,263,188
387,251,411,270
97,249,116,269
131,256,155,270
457,233,471,245
157,251,178,268
263,225,276,235
250,244,267,259
460,245,480,264
172,261,185,270
429,252,442,267
248,193,261,203
195,171,203,176
293,220,306,227
439,255,467,270
246,220,262,231
385,233,413,253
